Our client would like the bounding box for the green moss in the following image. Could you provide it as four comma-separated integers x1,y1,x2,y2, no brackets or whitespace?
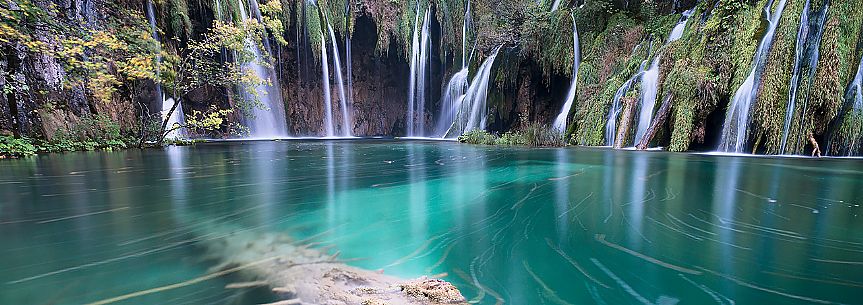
569,12,648,145
750,0,804,154
823,0,863,155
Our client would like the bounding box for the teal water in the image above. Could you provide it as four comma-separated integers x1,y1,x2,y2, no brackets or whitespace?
1,140,862,304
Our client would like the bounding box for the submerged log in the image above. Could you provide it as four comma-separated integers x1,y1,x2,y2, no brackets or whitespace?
614,97,637,149
636,94,674,150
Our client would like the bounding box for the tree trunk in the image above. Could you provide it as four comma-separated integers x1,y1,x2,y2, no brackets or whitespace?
636,94,673,150
614,97,637,149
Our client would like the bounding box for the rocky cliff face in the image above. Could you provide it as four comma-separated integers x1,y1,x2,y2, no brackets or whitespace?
1,0,143,138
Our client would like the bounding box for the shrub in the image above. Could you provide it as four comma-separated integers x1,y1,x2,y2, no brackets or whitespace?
0,136,37,158
458,129,498,145
496,123,564,147
458,124,564,147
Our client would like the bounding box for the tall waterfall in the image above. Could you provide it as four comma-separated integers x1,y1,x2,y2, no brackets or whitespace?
407,7,432,137
327,21,352,136
237,0,288,138
444,47,502,137
605,61,647,146
147,0,186,139
320,30,335,137
435,3,473,137
552,15,580,132
634,7,695,144
719,0,788,153
780,0,829,153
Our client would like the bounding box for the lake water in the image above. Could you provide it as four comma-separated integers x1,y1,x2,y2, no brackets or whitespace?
1,140,861,304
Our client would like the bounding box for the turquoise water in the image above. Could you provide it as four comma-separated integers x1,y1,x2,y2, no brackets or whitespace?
1,140,862,304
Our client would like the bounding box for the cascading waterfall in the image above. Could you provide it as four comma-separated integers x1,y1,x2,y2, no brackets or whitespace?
435,1,472,137
719,0,788,153
237,0,288,138
327,21,352,136
605,61,647,146
780,0,829,153
320,30,335,137
407,7,432,137
552,14,580,132
444,47,502,137
147,0,186,139
633,7,695,144
436,69,469,136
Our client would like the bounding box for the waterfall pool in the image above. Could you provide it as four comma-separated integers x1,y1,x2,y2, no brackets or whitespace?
1,140,861,304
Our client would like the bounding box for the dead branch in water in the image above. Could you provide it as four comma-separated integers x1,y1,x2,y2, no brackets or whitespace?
84,257,351,305
614,97,637,149
637,94,673,150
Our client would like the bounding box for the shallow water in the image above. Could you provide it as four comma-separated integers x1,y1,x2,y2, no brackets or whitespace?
1,140,862,304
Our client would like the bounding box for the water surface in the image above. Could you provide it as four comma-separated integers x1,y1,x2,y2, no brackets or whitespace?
1,140,862,304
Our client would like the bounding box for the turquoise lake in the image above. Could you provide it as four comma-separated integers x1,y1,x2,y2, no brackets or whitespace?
1,140,862,304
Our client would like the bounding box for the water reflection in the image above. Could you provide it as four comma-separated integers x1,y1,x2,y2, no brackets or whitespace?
0,142,861,304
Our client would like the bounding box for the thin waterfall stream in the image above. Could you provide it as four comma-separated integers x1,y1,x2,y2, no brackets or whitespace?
719,0,788,152
552,14,580,133
780,0,829,154
327,20,352,136
407,7,432,137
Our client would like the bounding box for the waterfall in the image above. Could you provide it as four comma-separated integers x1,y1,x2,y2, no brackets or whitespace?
407,7,432,137
634,7,695,144
444,47,502,137
436,68,469,136
161,98,187,139
781,0,829,153
326,21,352,136
320,30,334,137
719,0,788,153
551,0,563,11
146,0,185,139
605,61,647,146
237,0,288,138
435,3,473,137
552,15,580,132
849,55,863,114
